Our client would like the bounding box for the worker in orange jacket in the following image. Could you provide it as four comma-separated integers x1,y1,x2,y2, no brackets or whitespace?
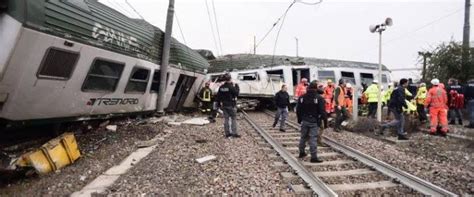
295,78,309,98
424,78,449,136
323,79,335,113
345,83,353,115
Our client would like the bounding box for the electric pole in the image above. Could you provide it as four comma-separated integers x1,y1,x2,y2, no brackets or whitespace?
462,0,471,79
418,51,432,82
156,0,175,114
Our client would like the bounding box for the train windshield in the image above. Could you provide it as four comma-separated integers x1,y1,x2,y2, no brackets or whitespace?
318,70,335,82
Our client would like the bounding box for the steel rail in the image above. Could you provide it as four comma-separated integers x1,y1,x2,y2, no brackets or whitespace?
241,110,338,196
265,110,458,197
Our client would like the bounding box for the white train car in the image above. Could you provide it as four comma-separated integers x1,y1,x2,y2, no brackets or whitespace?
207,54,392,107
0,0,209,127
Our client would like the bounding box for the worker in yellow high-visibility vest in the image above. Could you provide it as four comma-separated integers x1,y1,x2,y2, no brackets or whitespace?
199,81,213,114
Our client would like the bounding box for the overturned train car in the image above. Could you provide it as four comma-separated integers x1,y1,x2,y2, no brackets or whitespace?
0,0,209,127
207,54,392,108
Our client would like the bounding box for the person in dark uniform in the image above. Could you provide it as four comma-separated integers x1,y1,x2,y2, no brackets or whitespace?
407,78,417,100
273,84,290,132
216,74,240,138
296,81,324,163
465,79,474,128
447,78,464,125
316,83,329,147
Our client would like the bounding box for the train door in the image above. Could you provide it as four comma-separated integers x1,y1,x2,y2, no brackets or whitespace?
167,74,196,111
292,68,310,86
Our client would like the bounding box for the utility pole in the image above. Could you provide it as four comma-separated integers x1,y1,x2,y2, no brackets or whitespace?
295,37,299,57
418,51,432,82
253,36,256,55
156,0,175,114
463,0,471,79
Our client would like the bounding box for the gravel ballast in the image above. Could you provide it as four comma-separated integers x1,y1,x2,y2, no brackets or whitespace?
106,115,286,195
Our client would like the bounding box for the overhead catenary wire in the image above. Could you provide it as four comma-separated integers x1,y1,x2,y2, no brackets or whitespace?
175,12,187,45
204,0,221,56
125,0,145,19
108,0,135,17
271,2,295,64
211,0,224,55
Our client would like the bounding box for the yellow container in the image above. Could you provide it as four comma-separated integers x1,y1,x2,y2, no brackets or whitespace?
17,132,81,174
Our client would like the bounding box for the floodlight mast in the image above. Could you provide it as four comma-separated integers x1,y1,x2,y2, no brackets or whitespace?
369,18,392,122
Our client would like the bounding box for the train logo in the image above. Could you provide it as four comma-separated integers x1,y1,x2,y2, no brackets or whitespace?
87,98,139,106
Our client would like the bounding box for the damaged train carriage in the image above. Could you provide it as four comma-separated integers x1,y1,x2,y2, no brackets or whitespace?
207,54,392,108
0,0,209,127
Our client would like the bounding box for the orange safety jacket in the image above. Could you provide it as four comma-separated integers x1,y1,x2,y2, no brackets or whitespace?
324,85,335,100
425,86,448,109
295,83,307,97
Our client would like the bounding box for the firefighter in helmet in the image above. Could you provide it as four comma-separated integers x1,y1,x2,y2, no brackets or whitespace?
199,81,213,114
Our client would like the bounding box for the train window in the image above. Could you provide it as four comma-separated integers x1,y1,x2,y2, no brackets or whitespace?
151,70,169,93
360,73,374,85
82,59,124,92
341,71,356,85
267,70,284,82
382,74,388,83
37,48,79,80
317,70,335,82
125,67,150,94
238,73,258,81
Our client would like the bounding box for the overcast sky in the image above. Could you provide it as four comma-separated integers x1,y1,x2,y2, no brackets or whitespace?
100,0,470,80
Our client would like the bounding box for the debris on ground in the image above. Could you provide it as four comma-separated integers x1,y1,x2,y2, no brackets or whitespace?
196,155,217,163
182,117,210,126
105,125,117,132
16,133,81,174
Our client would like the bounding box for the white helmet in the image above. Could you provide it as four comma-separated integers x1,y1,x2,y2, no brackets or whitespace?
346,83,352,88
372,80,379,84
431,78,440,85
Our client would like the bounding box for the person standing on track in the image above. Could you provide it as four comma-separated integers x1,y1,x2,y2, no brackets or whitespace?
425,78,449,136
447,78,464,125
464,79,474,128
273,84,290,132
216,74,240,138
296,81,324,163
317,83,329,147
334,79,347,132
415,83,428,123
379,78,409,140
364,80,380,119
323,79,335,114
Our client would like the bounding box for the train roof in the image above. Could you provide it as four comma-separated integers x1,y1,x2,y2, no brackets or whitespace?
208,54,390,73
5,0,209,73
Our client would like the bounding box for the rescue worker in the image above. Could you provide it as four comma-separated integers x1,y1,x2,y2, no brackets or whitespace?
379,78,409,140
323,79,335,113
415,83,428,122
425,78,449,136
199,81,213,114
364,80,380,118
334,79,347,132
384,82,396,119
345,83,353,115
273,84,290,132
407,78,418,100
216,74,240,138
465,79,474,128
295,78,309,98
296,81,324,163
316,83,329,147
447,79,464,125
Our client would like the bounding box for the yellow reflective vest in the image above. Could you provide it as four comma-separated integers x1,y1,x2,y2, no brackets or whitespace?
415,86,427,105
383,87,394,104
364,84,380,103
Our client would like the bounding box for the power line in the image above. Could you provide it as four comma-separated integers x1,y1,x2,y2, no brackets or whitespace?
174,12,187,45
272,2,294,64
125,0,144,19
109,0,135,17
204,0,221,56
296,0,323,5
383,8,463,46
211,0,224,54
256,1,296,49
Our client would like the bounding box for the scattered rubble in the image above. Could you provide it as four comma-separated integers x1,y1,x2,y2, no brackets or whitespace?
196,155,217,163
105,125,117,132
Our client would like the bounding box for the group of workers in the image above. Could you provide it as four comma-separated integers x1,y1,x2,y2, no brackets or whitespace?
197,73,474,163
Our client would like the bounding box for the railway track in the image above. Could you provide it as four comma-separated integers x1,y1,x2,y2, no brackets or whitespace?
242,110,457,196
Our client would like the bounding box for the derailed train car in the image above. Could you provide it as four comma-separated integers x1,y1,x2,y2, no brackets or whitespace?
207,54,392,108
0,0,209,127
